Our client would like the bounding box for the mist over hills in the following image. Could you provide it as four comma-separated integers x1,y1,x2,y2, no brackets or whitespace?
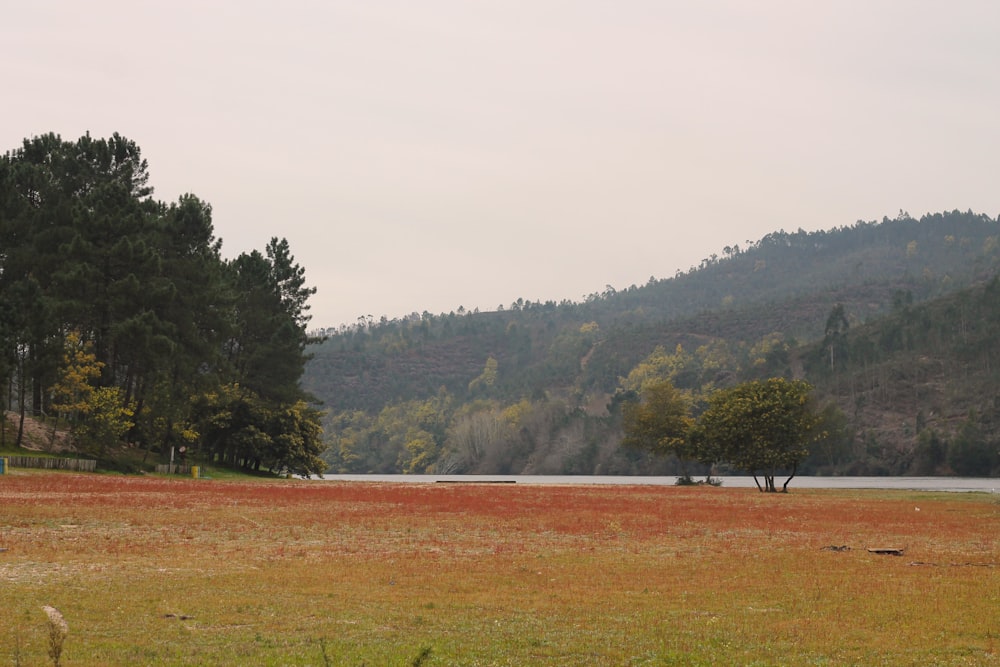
304,210,1000,476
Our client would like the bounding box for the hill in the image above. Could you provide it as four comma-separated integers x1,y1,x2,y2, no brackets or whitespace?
303,210,1000,475
801,275,1000,475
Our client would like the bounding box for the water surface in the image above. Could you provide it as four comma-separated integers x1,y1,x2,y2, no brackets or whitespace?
320,474,999,493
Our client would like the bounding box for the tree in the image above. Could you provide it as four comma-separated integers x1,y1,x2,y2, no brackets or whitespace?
48,331,103,444
42,133,159,385
73,386,135,459
2,132,326,474
129,194,230,459
621,380,695,478
823,304,849,371
441,401,509,473
620,344,698,393
48,334,135,457
946,415,997,476
401,427,438,474
0,133,77,421
227,240,318,404
268,400,328,478
694,378,822,492
192,384,326,477
468,356,498,393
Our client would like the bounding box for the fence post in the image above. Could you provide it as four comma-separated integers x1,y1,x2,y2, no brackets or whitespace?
0,457,6,474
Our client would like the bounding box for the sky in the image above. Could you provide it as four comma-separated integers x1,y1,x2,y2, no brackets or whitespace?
4,2,1000,329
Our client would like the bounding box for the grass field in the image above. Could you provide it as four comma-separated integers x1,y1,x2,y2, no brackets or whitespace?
1,472,998,666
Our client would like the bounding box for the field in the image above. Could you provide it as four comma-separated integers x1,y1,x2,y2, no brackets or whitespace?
1,473,999,666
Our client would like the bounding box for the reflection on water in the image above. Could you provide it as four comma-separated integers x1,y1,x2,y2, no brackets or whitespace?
320,474,999,493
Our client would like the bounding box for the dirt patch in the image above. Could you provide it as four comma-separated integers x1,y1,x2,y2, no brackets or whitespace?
2,411,75,452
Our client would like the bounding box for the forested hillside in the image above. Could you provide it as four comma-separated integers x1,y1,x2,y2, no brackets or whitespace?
802,275,1000,476
4,134,996,478
305,210,1000,476
0,133,326,475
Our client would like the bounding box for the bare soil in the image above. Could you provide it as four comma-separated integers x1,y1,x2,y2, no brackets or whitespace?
1,410,74,452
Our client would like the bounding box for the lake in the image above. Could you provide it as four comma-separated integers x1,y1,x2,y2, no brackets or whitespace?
320,474,1000,493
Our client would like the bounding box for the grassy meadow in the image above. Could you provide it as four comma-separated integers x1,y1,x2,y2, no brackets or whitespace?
1,472,999,666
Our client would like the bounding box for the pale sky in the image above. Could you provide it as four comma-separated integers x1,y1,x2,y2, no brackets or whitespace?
4,2,999,329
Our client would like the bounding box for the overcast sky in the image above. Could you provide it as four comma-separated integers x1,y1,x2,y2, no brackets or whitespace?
5,2,999,328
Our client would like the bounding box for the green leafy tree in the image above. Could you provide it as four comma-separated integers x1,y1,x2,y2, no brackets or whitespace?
192,383,272,471
192,384,326,477
621,380,695,478
911,429,947,475
946,415,997,476
325,410,375,472
694,339,739,391
694,378,822,492
807,402,852,472
401,427,439,474
269,400,328,478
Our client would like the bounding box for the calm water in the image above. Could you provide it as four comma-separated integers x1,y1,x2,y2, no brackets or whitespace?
320,474,999,493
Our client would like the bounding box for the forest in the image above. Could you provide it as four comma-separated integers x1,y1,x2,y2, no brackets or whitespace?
0,133,326,476
4,132,999,479
304,209,1000,477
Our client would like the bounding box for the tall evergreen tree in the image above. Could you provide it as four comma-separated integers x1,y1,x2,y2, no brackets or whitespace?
227,239,318,404
1,133,325,473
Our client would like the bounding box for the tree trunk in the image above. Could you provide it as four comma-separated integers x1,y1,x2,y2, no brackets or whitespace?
31,348,43,417
16,373,26,448
50,415,60,449
782,462,798,492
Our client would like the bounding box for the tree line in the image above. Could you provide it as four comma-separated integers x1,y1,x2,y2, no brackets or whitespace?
306,210,1000,416
320,327,850,481
0,132,325,476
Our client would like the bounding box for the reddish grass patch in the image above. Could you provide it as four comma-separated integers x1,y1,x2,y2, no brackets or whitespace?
2,473,999,665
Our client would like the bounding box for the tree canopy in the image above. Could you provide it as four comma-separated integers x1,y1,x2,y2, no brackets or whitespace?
692,378,822,492
620,380,695,477
0,132,324,475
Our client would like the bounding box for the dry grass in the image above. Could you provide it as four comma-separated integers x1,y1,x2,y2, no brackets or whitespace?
1,472,999,665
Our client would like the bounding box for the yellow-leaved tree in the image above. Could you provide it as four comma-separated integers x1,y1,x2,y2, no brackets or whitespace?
49,332,134,456
620,379,696,479
48,332,103,447
74,387,135,458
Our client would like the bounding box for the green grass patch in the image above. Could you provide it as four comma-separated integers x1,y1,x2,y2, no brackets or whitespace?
1,476,998,665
